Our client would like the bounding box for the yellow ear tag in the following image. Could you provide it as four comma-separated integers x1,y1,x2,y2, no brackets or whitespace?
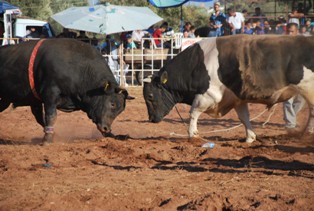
162,78,167,84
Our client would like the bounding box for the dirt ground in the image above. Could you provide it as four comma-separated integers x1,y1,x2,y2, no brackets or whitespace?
0,87,313,211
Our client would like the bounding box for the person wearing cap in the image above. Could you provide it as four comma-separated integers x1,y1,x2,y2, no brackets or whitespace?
125,34,137,49
208,2,226,37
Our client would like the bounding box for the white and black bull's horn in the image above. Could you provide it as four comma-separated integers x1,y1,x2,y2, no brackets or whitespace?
143,75,153,83
143,72,168,84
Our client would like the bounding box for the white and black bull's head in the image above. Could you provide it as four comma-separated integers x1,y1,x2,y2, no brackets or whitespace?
84,81,128,136
143,72,175,123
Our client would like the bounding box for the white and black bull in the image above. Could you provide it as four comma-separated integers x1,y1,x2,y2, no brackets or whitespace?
0,39,128,144
143,35,314,142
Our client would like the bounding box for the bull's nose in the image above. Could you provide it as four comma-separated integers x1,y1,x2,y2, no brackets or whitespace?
103,126,109,132
150,116,161,123
97,124,111,133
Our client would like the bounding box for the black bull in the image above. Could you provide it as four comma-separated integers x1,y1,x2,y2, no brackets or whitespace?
0,39,128,144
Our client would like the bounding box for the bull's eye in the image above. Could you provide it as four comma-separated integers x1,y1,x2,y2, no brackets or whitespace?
148,93,153,101
111,102,116,109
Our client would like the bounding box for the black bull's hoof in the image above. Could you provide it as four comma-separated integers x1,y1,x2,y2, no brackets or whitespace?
41,133,54,146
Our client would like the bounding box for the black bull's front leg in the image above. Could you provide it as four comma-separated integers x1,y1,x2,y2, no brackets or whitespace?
40,89,59,145
42,103,57,145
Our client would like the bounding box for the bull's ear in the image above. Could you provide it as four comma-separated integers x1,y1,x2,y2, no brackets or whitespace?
160,71,168,84
115,87,128,99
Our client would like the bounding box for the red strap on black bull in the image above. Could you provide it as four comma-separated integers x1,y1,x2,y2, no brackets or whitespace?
28,39,45,100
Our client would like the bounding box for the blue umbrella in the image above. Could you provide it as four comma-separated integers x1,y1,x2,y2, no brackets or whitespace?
148,0,213,8
0,0,18,14
148,0,213,31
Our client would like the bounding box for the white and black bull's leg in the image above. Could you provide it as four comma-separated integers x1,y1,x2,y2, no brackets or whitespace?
189,88,256,143
234,103,256,143
297,66,314,137
189,91,220,138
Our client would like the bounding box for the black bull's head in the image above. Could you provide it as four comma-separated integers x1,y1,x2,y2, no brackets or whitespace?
84,81,128,136
143,72,174,123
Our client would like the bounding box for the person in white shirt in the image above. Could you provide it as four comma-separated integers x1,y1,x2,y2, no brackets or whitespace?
131,30,149,48
227,8,245,35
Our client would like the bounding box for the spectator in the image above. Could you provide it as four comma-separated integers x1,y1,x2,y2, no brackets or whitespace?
242,9,249,20
146,25,155,36
263,20,272,34
57,28,77,38
208,2,226,37
188,25,196,38
77,31,89,43
250,7,267,27
132,30,149,48
162,21,174,37
305,18,313,33
243,21,254,34
275,16,287,34
299,24,311,36
152,22,170,48
283,22,306,134
254,19,265,35
288,8,304,27
183,21,192,38
294,0,312,25
125,34,137,49
26,27,40,38
227,7,245,35
120,31,132,47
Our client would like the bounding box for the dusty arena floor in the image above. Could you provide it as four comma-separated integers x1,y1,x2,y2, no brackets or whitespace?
0,87,313,210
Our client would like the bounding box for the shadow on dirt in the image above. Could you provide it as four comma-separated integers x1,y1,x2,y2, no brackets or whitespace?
203,156,314,171
150,156,314,178
162,117,284,128
91,159,141,171
0,138,31,145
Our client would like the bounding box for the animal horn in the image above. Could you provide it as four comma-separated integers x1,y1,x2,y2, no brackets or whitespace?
143,77,152,83
104,81,110,91
160,71,168,84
